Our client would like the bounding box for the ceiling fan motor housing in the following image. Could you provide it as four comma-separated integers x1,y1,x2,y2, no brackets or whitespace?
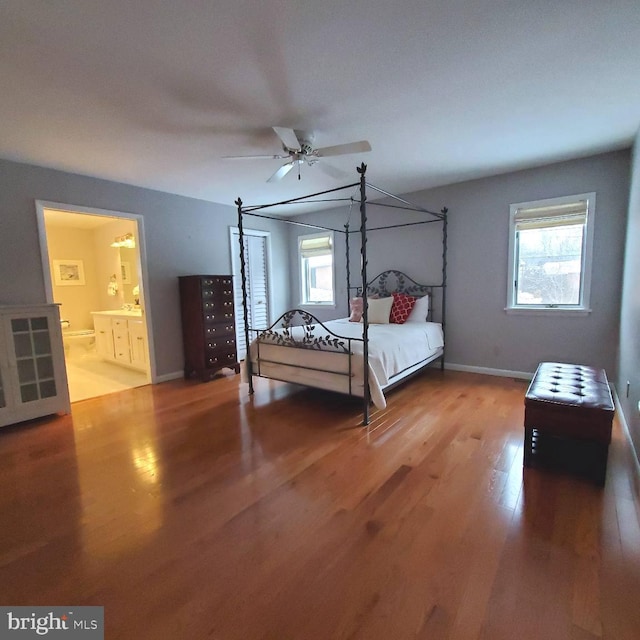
300,142,315,156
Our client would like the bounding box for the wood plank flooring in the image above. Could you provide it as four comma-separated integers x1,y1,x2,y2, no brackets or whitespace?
0,370,638,639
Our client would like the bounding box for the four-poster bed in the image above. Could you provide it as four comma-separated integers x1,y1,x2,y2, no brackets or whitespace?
235,164,448,425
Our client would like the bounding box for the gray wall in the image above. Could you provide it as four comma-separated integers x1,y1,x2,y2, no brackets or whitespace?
618,131,640,460
0,159,290,378
425,150,629,375
293,150,629,376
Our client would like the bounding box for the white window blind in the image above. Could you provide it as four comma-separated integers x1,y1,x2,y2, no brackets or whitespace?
299,235,333,256
513,200,588,230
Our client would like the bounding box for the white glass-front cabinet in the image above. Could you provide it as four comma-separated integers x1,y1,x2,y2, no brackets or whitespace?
0,305,70,429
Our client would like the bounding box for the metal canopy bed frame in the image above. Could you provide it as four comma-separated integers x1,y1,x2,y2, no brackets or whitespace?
235,163,448,425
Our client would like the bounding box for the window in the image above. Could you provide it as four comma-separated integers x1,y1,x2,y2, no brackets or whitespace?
507,193,595,312
299,232,334,305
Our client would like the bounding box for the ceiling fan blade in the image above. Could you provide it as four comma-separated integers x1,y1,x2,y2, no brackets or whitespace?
317,161,349,180
273,126,301,151
223,153,289,160
315,140,372,157
267,162,295,183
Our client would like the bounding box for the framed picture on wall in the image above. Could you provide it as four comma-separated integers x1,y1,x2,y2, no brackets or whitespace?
53,259,85,286
121,261,132,284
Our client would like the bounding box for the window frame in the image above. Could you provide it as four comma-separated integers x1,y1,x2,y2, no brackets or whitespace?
506,192,596,315
298,231,336,307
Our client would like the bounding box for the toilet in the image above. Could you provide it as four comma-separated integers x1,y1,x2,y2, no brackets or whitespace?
60,321,95,358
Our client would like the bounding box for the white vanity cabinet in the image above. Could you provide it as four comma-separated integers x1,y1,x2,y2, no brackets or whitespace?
128,319,147,369
91,311,147,372
0,304,70,429
93,314,115,360
112,317,132,364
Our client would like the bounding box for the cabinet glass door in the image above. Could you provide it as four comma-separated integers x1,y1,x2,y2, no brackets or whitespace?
11,316,57,404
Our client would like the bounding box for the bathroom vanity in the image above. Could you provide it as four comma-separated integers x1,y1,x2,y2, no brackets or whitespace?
91,310,148,372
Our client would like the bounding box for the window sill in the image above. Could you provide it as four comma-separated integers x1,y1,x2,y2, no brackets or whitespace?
505,307,592,317
300,302,336,309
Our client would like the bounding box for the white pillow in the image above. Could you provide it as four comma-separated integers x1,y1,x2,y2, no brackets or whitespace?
366,296,393,324
405,295,430,322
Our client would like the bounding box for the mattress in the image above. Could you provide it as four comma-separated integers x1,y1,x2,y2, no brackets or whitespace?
246,318,444,409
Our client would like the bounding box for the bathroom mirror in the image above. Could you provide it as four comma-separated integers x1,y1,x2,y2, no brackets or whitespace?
119,247,140,305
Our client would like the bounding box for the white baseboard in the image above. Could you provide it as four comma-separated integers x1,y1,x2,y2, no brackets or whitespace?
610,386,640,508
153,370,184,384
444,362,533,380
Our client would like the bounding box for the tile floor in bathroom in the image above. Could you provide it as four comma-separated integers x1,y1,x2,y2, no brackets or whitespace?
65,350,149,403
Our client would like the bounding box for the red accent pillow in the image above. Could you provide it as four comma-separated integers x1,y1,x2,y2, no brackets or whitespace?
390,292,417,324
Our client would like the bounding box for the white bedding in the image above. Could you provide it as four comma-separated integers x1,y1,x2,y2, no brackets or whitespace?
246,318,444,409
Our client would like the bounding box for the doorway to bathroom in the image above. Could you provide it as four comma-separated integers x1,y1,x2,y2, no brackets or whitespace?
36,203,153,403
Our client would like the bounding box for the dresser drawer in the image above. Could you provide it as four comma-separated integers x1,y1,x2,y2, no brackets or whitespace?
203,310,234,324
202,298,234,313
205,336,236,353
202,322,235,338
201,280,234,301
201,276,233,289
204,349,237,370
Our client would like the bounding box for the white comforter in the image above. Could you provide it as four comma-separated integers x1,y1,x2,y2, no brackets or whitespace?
246,318,444,409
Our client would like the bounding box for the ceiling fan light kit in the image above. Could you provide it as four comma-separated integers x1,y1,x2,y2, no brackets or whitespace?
224,126,372,182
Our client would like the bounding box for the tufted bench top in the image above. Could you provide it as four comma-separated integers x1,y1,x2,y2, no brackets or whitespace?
525,362,614,411
524,362,614,446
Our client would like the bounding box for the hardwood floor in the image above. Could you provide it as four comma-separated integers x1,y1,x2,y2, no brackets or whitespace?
0,370,638,639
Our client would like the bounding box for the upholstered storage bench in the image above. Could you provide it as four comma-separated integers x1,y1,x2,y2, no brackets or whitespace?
524,362,615,486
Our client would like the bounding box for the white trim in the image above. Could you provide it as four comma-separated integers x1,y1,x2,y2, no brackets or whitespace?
505,307,591,317
610,385,640,516
229,226,273,361
35,200,157,384
300,303,337,309
444,362,533,380
154,370,185,384
298,230,336,306
229,226,273,326
506,192,596,312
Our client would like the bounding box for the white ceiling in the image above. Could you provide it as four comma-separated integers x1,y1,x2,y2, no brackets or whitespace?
1,1,639,212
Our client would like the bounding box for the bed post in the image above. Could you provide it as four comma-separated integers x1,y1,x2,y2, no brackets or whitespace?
440,207,448,372
345,222,351,311
236,198,254,394
358,163,370,426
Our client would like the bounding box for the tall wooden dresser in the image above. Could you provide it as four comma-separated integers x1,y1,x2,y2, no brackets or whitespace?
178,275,240,381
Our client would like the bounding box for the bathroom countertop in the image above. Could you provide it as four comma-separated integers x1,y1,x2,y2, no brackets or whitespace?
91,309,143,318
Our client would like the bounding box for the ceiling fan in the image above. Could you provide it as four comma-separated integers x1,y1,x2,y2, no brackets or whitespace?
224,126,372,182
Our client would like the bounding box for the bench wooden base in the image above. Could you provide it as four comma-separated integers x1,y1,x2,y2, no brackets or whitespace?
524,426,610,485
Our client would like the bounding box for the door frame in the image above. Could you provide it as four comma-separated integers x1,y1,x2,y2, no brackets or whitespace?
229,227,273,355
35,200,157,383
